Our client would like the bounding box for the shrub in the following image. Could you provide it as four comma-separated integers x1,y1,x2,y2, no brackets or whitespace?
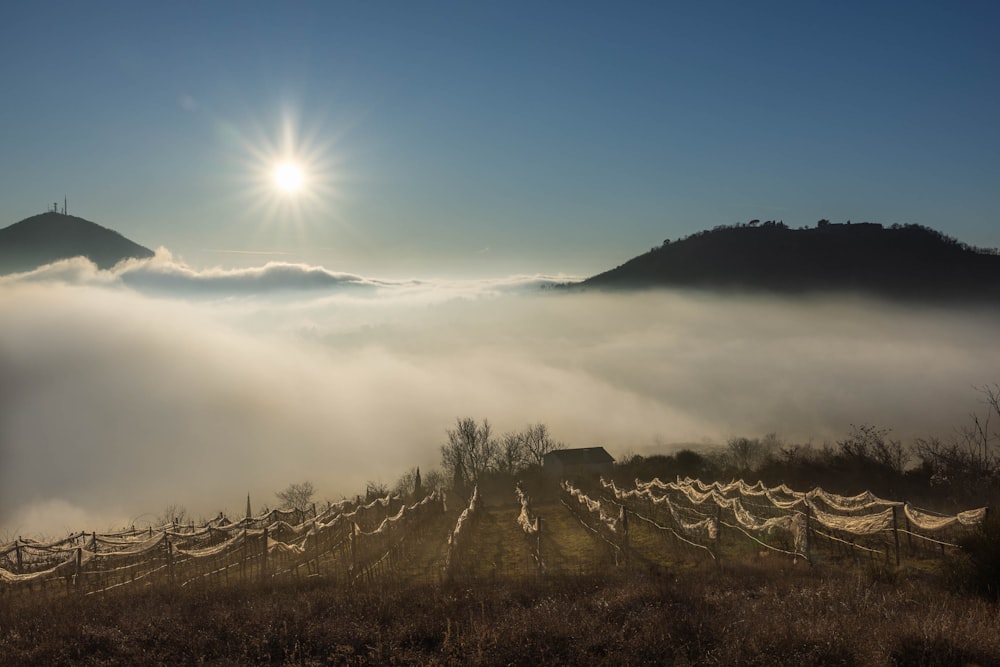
951,510,1000,600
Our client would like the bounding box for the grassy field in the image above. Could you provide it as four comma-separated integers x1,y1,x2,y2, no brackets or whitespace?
2,496,998,665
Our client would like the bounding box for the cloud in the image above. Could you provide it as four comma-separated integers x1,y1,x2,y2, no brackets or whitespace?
0,250,576,298
2,259,999,537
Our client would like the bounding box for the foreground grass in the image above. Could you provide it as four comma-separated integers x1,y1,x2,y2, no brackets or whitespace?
2,559,998,666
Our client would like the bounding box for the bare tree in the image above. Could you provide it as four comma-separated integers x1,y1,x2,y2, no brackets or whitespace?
441,417,497,487
155,504,188,528
393,467,425,500
916,384,1000,499
522,423,558,466
276,481,316,511
960,383,1000,469
495,431,528,475
364,480,389,501
727,436,762,475
421,468,445,494
837,424,909,474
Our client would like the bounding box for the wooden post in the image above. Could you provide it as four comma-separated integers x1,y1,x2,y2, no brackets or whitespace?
165,534,174,586
350,525,357,574
620,505,630,567
15,541,22,574
803,503,812,564
261,528,269,582
536,516,543,568
714,504,723,558
891,506,901,567
75,547,82,592
313,526,321,576
903,505,914,554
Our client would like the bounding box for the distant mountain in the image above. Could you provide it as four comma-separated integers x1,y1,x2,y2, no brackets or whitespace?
0,212,154,274
579,221,1000,302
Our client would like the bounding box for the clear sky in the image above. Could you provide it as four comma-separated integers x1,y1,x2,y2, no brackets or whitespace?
2,1,998,278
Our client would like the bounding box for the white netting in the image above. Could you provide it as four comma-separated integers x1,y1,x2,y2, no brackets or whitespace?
515,485,540,535
562,481,619,533
807,504,893,534
90,532,166,557
0,549,92,584
666,477,986,532
904,504,988,531
0,490,442,594
448,486,481,548
445,487,482,574
664,497,718,540
173,530,249,558
615,475,988,557
807,487,900,514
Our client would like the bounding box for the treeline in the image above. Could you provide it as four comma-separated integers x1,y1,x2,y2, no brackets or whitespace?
385,385,998,512
345,419,564,508
656,220,1000,257
439,418,561,490
614,385,1000,512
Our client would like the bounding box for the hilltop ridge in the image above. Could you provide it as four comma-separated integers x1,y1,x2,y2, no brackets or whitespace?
0,212,154,274
580,221,1000,302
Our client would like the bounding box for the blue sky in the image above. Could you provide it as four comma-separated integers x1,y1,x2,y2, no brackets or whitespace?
2,1,998,277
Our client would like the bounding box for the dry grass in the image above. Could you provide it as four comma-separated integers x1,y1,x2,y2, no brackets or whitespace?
2,558,999,666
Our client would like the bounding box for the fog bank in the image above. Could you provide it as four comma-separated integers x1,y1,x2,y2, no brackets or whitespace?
2,255,998,537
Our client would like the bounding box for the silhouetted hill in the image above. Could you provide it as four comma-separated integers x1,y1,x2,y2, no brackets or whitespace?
580,221,1000,302
0,212,154,274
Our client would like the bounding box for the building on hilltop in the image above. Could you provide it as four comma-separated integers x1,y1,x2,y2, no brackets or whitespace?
542,447,615,480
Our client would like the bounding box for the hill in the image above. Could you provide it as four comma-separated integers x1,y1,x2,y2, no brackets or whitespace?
580,221,1000,302
0,212,154,274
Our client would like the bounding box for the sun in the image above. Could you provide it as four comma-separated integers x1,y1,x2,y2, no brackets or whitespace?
273,161,304,193
231,106,346,237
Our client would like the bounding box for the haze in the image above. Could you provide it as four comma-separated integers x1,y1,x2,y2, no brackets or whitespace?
3,2,1000,537
2,256,998,537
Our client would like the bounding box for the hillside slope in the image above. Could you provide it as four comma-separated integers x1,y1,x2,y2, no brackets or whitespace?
581,222,1000,302
0,212,154,274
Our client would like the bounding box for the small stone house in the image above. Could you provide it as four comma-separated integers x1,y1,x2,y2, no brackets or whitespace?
542,447,615,479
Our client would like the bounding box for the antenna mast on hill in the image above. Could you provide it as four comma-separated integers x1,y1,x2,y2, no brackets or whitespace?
63,195,67,215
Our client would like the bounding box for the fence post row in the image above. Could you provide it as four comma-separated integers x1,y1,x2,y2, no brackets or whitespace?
3,484,987,598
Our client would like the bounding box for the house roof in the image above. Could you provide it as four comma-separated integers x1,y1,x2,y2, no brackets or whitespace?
543,447,615,466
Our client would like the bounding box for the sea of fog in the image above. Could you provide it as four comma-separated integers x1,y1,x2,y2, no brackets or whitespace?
2,250,999,538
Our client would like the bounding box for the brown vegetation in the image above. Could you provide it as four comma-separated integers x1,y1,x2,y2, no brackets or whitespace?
2,558,999,666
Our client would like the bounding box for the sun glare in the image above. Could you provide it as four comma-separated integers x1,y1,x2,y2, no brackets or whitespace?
274,162,304,193
231,106,346,238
